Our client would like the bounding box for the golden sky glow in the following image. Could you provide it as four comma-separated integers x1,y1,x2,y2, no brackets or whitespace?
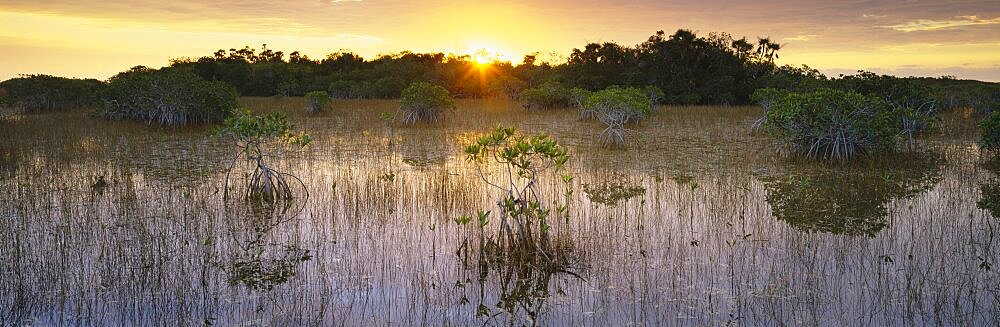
0,0,997,81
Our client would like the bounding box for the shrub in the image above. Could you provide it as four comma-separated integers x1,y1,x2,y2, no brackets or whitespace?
577,86,652,146
979,112,1000,153
98,67,238,125
212,109,312,205
303,91,331,113
398,82,454,124
0,75,103,112
519,81,572,109
759,88,903,159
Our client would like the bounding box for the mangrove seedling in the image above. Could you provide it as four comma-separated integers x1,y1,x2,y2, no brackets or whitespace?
213,109,312,205
462,126,572,263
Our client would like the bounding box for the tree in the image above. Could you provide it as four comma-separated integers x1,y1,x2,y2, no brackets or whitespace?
979,112,1000,154
519,81,572,109
99,67,238,125
0,75,103,112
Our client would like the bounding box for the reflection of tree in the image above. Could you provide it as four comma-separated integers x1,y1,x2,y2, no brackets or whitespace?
763,152,943,237
456,241,577,325
398,133,450,168
223,202,311,291
0,148,16,180
977,160,1000,219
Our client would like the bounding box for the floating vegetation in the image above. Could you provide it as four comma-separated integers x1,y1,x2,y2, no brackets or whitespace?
228,245,312,291
583,180,646,206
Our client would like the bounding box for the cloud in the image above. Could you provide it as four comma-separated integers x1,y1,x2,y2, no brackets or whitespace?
862,14,886,19
884,15,1000,32
783,34,818,42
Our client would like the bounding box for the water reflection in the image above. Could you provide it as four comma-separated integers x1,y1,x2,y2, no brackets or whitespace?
0,103,996,325
977,159,1000,219
455,236,579,325
0,148,16,180
762,152,943,236
223,195,311,291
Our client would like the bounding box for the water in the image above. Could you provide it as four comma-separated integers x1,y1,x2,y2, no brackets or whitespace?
0,99,996,325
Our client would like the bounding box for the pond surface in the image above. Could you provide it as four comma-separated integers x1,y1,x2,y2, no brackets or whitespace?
1,98,997,325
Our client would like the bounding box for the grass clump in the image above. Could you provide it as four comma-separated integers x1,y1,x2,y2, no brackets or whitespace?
398,82,454,124
98,67,238,125
304,91,331,113
754,87,905,160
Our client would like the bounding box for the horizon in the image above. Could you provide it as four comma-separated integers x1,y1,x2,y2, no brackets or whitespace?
0,1,998,82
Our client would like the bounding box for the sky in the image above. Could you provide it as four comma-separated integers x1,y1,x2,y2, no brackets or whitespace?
0,0,997,81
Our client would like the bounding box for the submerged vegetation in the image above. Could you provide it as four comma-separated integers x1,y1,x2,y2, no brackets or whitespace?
98,67,238,125
583,179,646,206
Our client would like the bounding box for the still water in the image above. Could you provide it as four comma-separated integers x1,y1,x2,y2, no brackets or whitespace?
0,99,996,325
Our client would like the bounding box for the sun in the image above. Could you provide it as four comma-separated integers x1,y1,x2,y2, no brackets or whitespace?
467,45,507,65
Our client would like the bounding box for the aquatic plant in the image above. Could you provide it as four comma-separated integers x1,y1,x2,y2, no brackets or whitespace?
460,126,572,264
398,82,454,124
212,109,312,205
303,91,331,113
98,67,238,125
583,180,646,206
756,87,904,160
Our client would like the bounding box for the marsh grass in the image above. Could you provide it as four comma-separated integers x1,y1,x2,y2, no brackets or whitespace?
0,98,996,325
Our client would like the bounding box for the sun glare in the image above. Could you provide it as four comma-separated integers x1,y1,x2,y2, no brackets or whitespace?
468,46,506,65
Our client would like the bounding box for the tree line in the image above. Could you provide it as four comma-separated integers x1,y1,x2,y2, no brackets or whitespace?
0,29,996,121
